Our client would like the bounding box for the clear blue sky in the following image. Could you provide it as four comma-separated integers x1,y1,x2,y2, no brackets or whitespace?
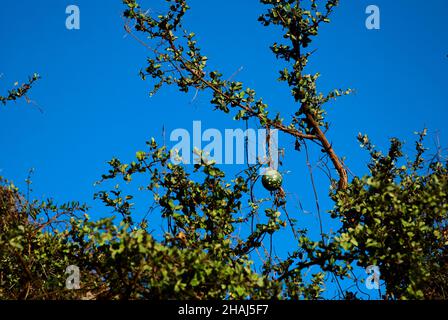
1,0,447,298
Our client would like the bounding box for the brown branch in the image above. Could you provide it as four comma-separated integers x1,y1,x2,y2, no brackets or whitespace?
303,105,348,190
164,35,316,141
126,18,348,189
282,1,348,190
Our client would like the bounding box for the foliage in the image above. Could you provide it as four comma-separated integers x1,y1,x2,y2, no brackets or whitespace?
0,152,283,299
123,0,349,189
0,73,40,106
0,0,447,300
329,132,448,299
0,177,88,299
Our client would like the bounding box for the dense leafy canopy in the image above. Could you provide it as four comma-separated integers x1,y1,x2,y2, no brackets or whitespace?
1,0,446,300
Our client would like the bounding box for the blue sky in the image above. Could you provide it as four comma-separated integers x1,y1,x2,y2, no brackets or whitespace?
1,0,447,298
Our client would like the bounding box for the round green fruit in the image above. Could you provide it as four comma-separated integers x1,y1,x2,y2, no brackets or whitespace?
261,169,283,191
